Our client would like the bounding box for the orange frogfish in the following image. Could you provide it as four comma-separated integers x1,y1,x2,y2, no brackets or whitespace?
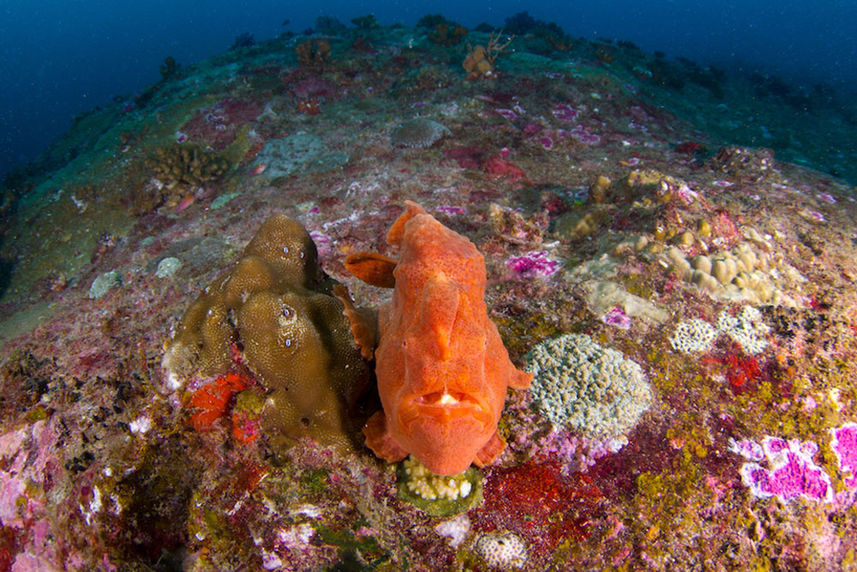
341,201,532,475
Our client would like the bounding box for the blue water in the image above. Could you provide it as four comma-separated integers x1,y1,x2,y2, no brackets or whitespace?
1,1,856,179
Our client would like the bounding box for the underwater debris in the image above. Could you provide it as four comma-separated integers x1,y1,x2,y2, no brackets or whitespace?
525,333,652,439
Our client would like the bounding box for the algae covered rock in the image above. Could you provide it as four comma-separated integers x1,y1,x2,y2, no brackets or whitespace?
162,214,370,453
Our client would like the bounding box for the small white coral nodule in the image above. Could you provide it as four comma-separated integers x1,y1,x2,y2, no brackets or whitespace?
475,531,528,569
669,318,717,353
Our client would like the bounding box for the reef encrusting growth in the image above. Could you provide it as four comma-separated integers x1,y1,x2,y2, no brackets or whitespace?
162,214,370,453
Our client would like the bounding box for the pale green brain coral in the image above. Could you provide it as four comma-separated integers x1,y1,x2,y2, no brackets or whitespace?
525,334,653,438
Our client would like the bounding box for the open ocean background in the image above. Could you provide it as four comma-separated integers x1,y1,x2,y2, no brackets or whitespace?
2,0,856,179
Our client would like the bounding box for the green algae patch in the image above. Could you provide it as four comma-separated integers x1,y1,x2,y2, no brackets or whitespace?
313,524,390,569
396,457,483,517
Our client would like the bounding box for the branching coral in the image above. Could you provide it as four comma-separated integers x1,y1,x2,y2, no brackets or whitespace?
296,39,331,69
463,31,513,79
142,144,228,210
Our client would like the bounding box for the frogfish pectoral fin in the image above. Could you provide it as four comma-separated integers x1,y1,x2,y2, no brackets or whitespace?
344,251,398,288
510,368,534,389
332,284,378,360
473,430,506,467
363,410,408,462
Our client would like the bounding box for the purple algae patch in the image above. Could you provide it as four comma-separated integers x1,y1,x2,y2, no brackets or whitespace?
601,306,631,330
505,251,560,279
831,423,857,487
435,205,467,216
495,108,519,120
735,436,832,502
569,125,601,145
552,103,580,122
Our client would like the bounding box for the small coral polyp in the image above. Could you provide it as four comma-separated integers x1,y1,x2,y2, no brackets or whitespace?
162,214,369,454
475,531,528,569
402,456,473,501
670,306,769,355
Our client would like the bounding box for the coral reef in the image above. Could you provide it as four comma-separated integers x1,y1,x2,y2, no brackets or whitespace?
390,118,451,149
2,13,857,570
463,31,513,79
475,531,528,569
397,456,483,516
296,39,331,69
525,334,653,439
670,306,770,355
162,214,370,453
142,144,228,211
732,436,833,502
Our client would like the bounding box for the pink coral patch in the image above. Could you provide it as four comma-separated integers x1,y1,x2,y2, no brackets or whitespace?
735,436,832,502
831,423,857,487
505,251,559,279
